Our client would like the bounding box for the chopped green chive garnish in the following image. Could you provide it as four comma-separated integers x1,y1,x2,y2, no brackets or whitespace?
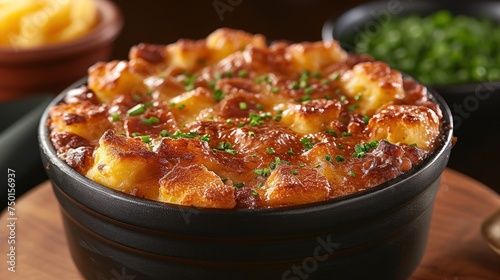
257,183,264,188
238,122,245,127
145,102,153,108
226,149,237,155
299,80,308,89
133,94,141,102
274,116,282,122
140,135,151,143
299,96,311,103
111,113,120,121
339,95,347,102
226,119,234,125
326,128,337,137
276,109,283,115
199,134,210,142
248,131,255,137
234,183,244,188
352,140,379,158
208,81,216,89
254,168,271,177
127,104,146,116
225,71,233,78
287,148,295,155
291,169,299,176
214,73,222,80
409,143,418,147
221,178,228,183
178,104,186,110
213,89,225,102
131,132,141,137
342,131,352,137
290,81,299,90
141,116,160,126
299,163,306,168
239,102,248,110
300,137,315,150
304,87,314,94
169,102,176,108
312,72,321,78
324,95,332,100
321,79,330,85
269,162,276,170
336,155,345,162
338,144,344,149
330,72,340,81
238,69,248,77
271,87,280,93
256,104,264,110
354,94,363,101
160,130,168,137
251,191,259,196
349,104,360,112
185,84,195,91
349,170,356,177
325,155,333,162
266,147,275,154
146,91,153,96
363,115,371,124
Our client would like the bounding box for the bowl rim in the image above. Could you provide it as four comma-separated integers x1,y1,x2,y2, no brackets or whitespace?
0,0,123,60
321,0,500,93
38,76,454,215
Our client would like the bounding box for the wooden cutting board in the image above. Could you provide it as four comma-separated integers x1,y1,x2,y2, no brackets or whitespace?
1,168,499,279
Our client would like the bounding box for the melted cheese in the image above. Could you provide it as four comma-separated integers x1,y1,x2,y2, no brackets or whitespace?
48,28,443,209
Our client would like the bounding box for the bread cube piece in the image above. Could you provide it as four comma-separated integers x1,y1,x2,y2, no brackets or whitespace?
287,41,347,72
341,62,405,115
88,61,146,104
49,100,110,143
86,130,160,199
258,165,331,207
280,99,342,135
168,87,217,123
368,105,440,150
206,28,266,62
158,164,236,209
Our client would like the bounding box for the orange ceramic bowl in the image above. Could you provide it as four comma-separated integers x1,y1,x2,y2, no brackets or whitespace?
0,0,123,102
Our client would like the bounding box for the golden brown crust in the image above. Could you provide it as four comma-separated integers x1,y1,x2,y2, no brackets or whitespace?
48,28,443,209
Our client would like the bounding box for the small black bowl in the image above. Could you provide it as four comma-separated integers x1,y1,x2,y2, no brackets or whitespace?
322,0,500,192
39,78,453,280
322,0,500,127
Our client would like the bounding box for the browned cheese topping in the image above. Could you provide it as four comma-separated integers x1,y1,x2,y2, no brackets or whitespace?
48,29,443,209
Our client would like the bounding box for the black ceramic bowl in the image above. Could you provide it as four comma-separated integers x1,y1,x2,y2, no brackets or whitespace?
39,78,453,280
322,0,500,121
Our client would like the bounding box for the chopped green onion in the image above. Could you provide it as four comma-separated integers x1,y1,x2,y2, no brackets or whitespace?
257,183,264,188
342,132,352,137
266,147,275,154
321,79,330,85
127,104,146,116
290,81,299,90
271,87,280,93
111,113,120,121
239,102,248,110
133,94,142,102
291,169,299,176
248,131,255,137
336,155,345,162
256,104,264,110
349,170,356,177
140,135,151,143
238,69,248,77
213,89,225,102
178,104,186,110
160,130,168,137
304,87,314,94
312,72,321,78
274,116,282,122
329,72,340,81
287,148,295,155
199,134,210,142
234,183,244,188
325,155,333,162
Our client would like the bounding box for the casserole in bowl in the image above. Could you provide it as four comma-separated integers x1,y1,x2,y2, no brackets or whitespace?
39,29,453,279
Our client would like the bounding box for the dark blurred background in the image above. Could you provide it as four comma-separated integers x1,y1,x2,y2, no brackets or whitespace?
109,0,498,193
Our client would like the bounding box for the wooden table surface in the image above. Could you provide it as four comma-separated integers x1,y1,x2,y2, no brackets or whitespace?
1,168,499,280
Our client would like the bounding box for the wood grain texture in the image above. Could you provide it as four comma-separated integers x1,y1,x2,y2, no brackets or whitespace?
0,168,499,280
